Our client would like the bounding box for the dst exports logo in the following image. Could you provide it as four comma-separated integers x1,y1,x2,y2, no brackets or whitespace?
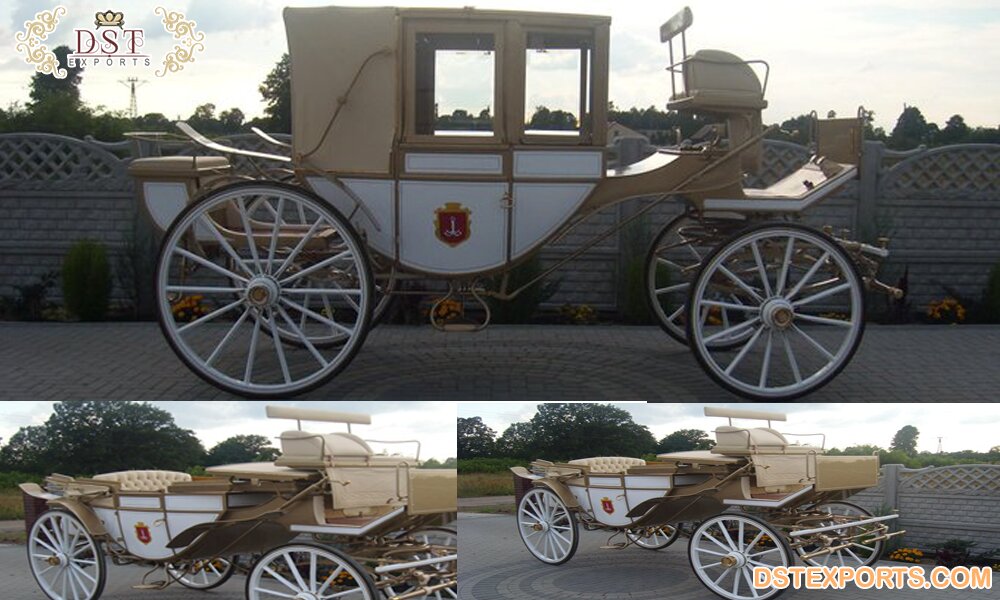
70,10,150,68
14,6,206,78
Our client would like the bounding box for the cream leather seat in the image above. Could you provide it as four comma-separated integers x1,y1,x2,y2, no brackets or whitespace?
567,456,646,474
275,430,414,468
712,426,821,455
92,470,192,492
668,49,767,113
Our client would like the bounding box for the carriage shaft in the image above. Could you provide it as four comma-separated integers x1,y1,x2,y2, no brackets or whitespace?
789,514,897,537
373,554,457,574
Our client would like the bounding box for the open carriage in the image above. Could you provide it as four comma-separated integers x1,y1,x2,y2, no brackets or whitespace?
127,6,900,398
19,405,457,600
511,407,903,600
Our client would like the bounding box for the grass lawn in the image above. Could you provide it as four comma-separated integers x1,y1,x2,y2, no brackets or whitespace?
458,472,514,498
0,489,24,520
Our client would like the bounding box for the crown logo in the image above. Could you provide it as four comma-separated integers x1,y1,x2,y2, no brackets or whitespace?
95,10,125,28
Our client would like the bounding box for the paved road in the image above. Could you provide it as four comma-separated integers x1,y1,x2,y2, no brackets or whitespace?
2,323,998,400
0,543,244,599
458,513,998,600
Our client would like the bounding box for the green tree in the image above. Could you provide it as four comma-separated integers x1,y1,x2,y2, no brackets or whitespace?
0,401,205,475
657,429,713,453
888,105,937,150
204,434,278,466
458,417,497,459
889,425,920,456
28,46,84,109
0,425,49,473
259,53,291,133
527,106,577,130
518,403,656,460
219,107,245,130
496,422,535,458
937,114,970,145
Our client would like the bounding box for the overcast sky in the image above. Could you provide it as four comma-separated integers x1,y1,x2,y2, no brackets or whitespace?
0,401,457,462
459,402,1000,454
3,0,998,130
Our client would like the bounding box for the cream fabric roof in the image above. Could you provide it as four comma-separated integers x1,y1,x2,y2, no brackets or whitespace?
284,6,398,174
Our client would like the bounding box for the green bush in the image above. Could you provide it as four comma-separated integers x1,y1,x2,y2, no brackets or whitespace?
983,262,1000,323
62,240,111,321
0,471,43,489
486,253,559,324
618,216,655,324
458,457,527,474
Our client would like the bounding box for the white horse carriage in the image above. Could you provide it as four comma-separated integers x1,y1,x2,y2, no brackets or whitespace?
512,407,903,599
128,5,899,397
20,405,457,600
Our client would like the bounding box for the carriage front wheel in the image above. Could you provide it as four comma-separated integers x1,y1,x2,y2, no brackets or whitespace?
517,487,579,565
688,513,791,600
245,543,377,600
156,181,374,398
27,510,107,600
687,223,865,400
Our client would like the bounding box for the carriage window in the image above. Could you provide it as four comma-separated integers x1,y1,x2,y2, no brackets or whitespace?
414,32,496,136
525,32,592,136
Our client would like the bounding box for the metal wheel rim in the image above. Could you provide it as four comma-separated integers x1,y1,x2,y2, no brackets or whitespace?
797,502,884,568
626,525,679,549
167,557,234,589
157,183,372,396
247,544,375,600
689,225,864,399
689,514,789,600
382,528,457,599
28,511,105,600
517,488,576,564
647,215,753,348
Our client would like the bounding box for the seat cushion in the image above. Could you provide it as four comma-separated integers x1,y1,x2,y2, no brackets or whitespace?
93,470,192,492
567,456,646,474
713,426,822,455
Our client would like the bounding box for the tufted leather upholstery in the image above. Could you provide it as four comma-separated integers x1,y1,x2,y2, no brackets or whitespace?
567,456,646,474
92,470,192,492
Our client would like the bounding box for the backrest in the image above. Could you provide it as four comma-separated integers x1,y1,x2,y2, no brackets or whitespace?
566,456,646,474
275,430,374,468
92,470,192,492
683,50,763,102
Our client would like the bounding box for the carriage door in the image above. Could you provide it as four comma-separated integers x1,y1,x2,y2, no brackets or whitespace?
398,22,509,275
510,29,606,261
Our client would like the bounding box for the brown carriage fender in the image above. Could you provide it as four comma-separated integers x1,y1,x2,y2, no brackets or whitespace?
44,499,108,537
531,480,580,510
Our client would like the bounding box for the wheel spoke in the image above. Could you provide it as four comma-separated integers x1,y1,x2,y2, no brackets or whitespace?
717,264,765,303
266,197,285,275
723,326,764,376
742,568,761,598
750,240,772,297
775,236,795,295
267,309,292,384
779,330,802,383
277,306,329,368
283,551,310,592
273,215,328,278
700,300,759,313
785,250,830,300
244,312,263,383
283,288,362,296
165,285,244,295
200,214,255,278
263,564,303,594
177,298,245,334
758,329,773,388
791,324,835,361
173,247,249,284
281,298,355,337
795,313,853,327
656,283,689,295
236,197,264,273
792,281,852,308
280,250,353,287
315,566,344,597
703,316,761,345
205,308,251,366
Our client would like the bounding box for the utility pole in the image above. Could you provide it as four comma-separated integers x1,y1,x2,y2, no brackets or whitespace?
937,437,943,454
119,77,147,119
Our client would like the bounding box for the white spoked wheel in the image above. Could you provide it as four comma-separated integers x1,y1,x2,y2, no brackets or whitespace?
381,527,457,599
646,213,752,348
28,510,107,600
246,543,376,600
796,502,885,568
625,524,680,550
166,556,236,590
687,223,865,400
517,488,579,565
689,513,791,600
156,181,373,397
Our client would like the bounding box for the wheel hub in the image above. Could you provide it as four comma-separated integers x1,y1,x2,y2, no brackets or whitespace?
245,276,281,308
532,522,549,532
720,552,748,569
761,297,795,330
47,553,64,566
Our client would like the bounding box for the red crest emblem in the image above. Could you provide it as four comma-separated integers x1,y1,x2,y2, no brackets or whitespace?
601,497,614,515
134,522,152,545
434,202,471,246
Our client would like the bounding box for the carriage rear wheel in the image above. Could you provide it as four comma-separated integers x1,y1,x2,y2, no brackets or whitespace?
625,524,680,550
156,181,373,398
28,510,107,600
517,487,579,565
688,513,791,600
687,223,865,400
246,543,377,600
166,556,236,590
645,213,751,348
796,502,885,568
